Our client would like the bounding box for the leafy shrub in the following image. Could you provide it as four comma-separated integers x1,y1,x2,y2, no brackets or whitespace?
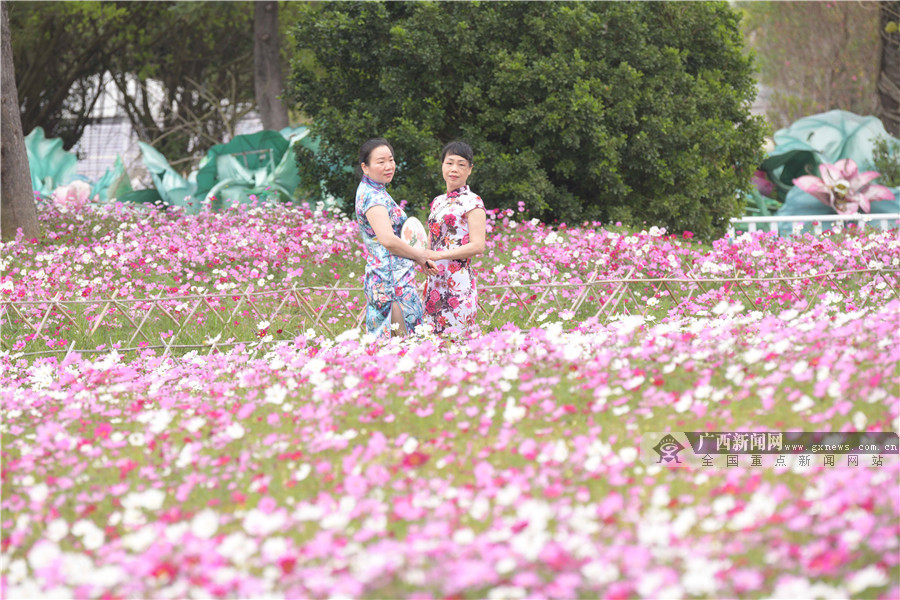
288,1,766,238
872,136,900,188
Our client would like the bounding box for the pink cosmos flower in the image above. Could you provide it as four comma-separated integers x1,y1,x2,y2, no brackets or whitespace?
51,180,96,210
752,169,774,197
793,158,894,214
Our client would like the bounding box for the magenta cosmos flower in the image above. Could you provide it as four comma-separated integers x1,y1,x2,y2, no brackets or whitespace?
793,158,894,214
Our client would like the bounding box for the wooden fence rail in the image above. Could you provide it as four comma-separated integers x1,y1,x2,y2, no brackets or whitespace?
3,266,898,360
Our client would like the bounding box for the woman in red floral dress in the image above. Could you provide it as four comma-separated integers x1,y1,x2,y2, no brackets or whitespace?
424,141,487,335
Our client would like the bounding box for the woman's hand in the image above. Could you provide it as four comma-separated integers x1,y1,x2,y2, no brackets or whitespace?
422,259,439,276
367,206,431,261
423,209,486,262
414,249,439,275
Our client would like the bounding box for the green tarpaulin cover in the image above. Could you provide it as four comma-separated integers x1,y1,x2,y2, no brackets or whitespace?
764,110,899,234
24,127,78,197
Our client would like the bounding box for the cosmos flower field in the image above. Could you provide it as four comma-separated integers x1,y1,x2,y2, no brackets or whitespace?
2,200,899,599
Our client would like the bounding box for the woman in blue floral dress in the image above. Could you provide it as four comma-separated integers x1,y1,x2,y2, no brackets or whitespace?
424,141,487,335
355,138,437,338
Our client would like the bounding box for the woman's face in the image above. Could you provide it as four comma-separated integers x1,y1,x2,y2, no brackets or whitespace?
442,154,472,192
362,145,395,184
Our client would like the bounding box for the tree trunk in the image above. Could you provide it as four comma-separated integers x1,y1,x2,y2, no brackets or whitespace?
1,0,39,242
877,1,900,136
254,1,289,131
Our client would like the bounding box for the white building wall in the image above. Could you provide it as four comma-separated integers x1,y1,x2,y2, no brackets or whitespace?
68,72,263,183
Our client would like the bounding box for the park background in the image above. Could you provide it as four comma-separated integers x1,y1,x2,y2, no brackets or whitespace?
3,1,899,239
1,2,900,599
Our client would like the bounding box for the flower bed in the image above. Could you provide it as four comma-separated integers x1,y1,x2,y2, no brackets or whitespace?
1,202,899,598
2,201,898,355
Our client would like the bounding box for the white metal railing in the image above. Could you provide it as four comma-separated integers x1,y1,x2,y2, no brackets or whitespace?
729,213,900,236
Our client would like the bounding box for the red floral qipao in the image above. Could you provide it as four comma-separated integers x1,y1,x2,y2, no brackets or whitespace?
424,185,485,335
355,175,426,338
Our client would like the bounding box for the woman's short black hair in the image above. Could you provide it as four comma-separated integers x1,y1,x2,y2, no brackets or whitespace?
440,141,474,165
357,138,394,179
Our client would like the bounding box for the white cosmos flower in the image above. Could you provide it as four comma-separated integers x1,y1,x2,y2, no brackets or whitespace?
488,586,526,600
712,496,735,515
551,440,569,462
5,559,26,584
191,509,219,539
242,508,286,536
164,522,189,544
681,557,728,595
29,363,55,389
674,393,693,413
175,443,196,469
582,560,620,584
122,488,165,511
453,528,475,545
261,536,288,560
225,422,245,440
402,437,419,454
501,365,519,381
618,447,637,464
27,540,61,570
503,398,526,424
847,566,889,594
265,384,287,405
83,564,126,588
335,327,360,342
46,519,68,542
140,409,173,434
184,417,206,433
219,532,257,564
71,519,105,550
29,483,49,503
295,463,312,481
791,395,815,412
293,502,324,522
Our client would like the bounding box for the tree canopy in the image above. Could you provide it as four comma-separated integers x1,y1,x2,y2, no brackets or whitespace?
288,1,766,238
738,1,881,129
9,1,132,150
9,1,263,164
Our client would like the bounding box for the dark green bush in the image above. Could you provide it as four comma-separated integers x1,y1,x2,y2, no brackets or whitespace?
288,1,766,238
872,136,900,188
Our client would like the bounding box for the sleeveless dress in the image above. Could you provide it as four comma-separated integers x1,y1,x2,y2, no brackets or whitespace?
424,185,485,335
355,175,426,338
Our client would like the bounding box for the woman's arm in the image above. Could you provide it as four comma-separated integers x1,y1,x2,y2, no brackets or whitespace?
427,208,486,262
366,205,438,271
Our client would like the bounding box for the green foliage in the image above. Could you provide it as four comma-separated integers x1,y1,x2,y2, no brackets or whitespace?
9,1,258,164
9,2,131,149
872,136,900,187
288,1,766,238
104,2,257,164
